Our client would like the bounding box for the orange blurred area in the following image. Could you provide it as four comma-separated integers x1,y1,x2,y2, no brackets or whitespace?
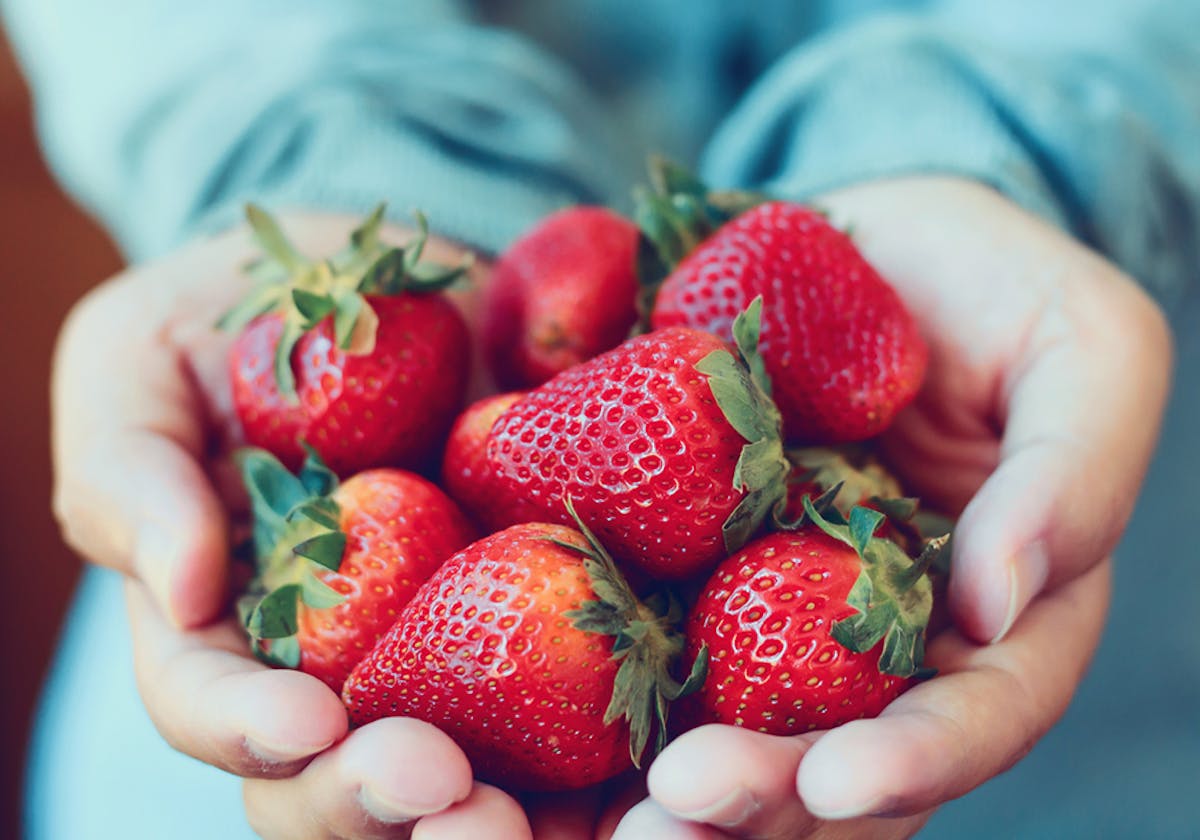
0,28,122,837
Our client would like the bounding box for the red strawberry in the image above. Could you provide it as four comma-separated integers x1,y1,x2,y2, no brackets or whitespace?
222,204,471,475
237,448,476,692
441,391,525,523
342,509,706,792
468,301,791,581
637,161,926,443
483,207,640,389
683,499,942,735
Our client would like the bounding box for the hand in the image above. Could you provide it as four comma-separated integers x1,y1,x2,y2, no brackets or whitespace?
612,176,1170,837
51,211,528,839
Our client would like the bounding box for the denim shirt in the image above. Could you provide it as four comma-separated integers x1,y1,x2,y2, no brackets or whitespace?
3,0,1199,299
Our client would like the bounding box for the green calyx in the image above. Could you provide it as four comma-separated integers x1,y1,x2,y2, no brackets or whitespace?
799,496,949,679
554,498,708,768
217,203,472,401
633,155,766,316
785,445,915,524
695,297,791,555
235,445,349,668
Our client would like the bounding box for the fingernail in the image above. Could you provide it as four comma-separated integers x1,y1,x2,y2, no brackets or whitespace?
359,782,445,824
134,522,182,626
244,733,333,766
990,540,1049,644
673,786,760,827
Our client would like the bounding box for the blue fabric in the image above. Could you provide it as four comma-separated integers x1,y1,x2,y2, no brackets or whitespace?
6,1,1200,837
3,1,1198,294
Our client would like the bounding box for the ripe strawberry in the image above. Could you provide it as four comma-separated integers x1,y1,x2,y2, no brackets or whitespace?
342,508,706,792
221,204,471,475
468,301,791,581
483,207,641,389
637,160,926,443
441,391,525,523
237,447,476,692
683,498,943,735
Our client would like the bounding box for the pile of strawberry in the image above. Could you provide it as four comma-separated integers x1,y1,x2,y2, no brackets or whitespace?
222,159,949,794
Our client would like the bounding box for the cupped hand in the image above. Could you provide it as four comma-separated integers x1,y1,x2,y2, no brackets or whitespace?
614,176,1170,838
51,211,530,839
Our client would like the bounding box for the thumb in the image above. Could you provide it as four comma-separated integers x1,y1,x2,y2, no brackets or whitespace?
52,282,230,628
950,277,1170,643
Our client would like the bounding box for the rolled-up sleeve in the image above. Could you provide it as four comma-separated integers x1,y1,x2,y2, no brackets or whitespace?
1,0,624,258
704,2,1200,300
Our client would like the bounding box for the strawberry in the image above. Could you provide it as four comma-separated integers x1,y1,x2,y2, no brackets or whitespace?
221,204,471,475
466,300,791,581
341,506,707,792
236,447,476,692
441,391,525,524
483,206,641,389
683,498,944,735
637,159,927,444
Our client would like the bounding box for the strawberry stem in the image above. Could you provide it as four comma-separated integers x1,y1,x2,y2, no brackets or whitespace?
556,497,708,766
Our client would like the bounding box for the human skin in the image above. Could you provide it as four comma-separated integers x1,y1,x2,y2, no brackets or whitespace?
50,177,1169,838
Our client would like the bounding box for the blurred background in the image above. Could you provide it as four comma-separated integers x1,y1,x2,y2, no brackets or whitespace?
0,28,120,838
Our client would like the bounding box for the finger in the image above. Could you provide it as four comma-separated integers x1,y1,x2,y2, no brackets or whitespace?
126,580,347,777
244,718,475,840
648,725,818,838
798,559,1110,819
411,783,532,840
613,799,716,840
950,273,1169,642
53,276,230,627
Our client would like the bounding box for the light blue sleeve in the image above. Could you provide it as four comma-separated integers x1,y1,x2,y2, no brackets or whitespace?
0,0,624,259
704,1,1200,301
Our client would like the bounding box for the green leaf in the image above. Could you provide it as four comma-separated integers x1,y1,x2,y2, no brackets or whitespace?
721,488,769,554
695,350,772,443
634,231,669,324
297,445,339,496
331,289,365,349
216,284,285,333
731,296,771,396
648,154,709,200
246,204,306,272
288,498,340,531
349,202,386,253
293,531,347,572
848,507,884,557
407,258,472,289
564,601,625,636
871,495,919,523
706,189,768,221
878,622,922,678
291,288,336,326
402,209,430,272
247,584,301,639
831,599,894,653
300,571,346,609
800,496,855,550
237,448,310,557
673,645,709,699
358,248,405,294
633,188,688,268
272,316,305,402
258,635,301,669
